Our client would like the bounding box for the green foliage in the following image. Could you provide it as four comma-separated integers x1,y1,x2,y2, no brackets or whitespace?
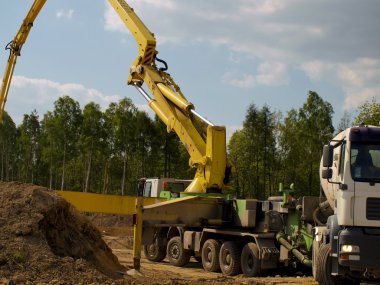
228,91,334,199
353,97,380,126
17,110,41,184
228,104,279,199
0,112,17,180
0,95,194,194
0,91,337,198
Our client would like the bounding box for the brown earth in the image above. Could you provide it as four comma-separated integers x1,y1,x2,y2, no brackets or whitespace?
0,181,126,285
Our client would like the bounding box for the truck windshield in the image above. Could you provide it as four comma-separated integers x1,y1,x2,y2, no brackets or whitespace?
350,143,380,182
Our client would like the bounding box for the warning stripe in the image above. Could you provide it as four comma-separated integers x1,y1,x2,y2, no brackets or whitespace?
143,47,154,65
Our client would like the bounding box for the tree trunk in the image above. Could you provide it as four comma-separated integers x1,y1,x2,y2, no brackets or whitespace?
61,142,66,191
49,154,53,190
121,150,127,196
103,160,109,194
84,144,93,193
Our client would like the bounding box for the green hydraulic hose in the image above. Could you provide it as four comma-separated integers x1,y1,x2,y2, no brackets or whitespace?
276,232,312,267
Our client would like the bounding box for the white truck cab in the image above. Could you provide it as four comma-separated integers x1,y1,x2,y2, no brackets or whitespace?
318,125,380,282
137,177,192,198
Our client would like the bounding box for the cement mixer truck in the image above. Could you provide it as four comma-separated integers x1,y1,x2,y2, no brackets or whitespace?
314,125,380,284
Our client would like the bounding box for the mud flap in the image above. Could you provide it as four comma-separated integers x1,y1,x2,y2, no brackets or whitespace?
255,236,280,269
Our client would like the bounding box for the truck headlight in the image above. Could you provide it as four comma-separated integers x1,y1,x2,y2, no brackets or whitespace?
341,245,360,253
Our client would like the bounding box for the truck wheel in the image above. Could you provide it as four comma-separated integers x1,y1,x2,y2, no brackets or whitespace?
241,242,261,277
143,239,166,262
202,239,221,272
317,244,337,285
312,239,321,281
167,236,191,267
219,241,241,276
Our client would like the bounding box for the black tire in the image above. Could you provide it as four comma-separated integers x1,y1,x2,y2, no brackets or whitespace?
167,236,191,267
219,241,242,276
312,239,321,281
202,239,221,272
143,239,167,262
241,242,261,277
317,244,338,285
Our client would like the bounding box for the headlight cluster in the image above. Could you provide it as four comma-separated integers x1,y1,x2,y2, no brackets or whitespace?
341,244,360,253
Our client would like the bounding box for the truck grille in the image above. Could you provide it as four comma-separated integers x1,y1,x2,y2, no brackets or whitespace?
366,198,380,220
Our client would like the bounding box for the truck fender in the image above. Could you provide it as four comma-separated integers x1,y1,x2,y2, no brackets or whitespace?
167,226,183,240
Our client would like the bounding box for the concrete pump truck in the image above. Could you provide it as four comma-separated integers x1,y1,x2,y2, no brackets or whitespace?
2,1,380,284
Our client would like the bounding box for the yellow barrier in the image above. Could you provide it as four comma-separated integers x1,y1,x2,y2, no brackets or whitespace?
54,190,165,215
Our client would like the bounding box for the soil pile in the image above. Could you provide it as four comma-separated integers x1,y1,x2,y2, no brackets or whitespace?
0,181,126,284
88,214,132,228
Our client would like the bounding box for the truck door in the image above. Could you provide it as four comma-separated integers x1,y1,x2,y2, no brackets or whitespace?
350,143,380,227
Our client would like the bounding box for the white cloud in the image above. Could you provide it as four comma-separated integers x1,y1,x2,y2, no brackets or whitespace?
13,75,121,106
102,0,380,111
256,62,288,86
223,61,288,89
299,61,332,81
239,0,291,15
300,59,380,110
104,4,127,33
223,72,256,89
344,87,380,110
56,9,74,20
8,76,122,122
128,0,177,11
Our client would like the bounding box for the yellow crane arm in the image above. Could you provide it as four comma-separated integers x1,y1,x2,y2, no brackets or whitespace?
0,0,47,122
109,0,229,193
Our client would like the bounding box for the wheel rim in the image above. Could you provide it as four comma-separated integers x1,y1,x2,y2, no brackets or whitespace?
205,247,212,264
226,253,231,265
147,244,158,257
170,243,180,260
221,248,232,269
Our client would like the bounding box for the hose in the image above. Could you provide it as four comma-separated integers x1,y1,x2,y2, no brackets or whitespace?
276,232,312,267
156,57,168,71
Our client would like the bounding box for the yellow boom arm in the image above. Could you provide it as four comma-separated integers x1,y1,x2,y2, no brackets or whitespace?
108,0,229,193
0,0,47,121
0,0,229,193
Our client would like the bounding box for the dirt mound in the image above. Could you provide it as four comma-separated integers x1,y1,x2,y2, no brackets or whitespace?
0,181,126,284
88,213,133,228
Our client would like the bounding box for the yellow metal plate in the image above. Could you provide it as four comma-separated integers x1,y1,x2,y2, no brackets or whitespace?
55,191,165,215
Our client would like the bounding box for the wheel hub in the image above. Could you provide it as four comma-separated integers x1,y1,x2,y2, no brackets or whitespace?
170,244,180,259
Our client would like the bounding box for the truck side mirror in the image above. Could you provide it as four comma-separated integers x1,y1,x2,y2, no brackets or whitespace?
321,168,332,179
322,145,334,167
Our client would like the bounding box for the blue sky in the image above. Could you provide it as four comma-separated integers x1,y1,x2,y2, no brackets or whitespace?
1,0,379,140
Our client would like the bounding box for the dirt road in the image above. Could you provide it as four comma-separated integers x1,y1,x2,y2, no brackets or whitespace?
101,227,318,285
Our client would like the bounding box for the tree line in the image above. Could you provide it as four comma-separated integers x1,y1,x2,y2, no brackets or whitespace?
0,92,378,198
0,96,191,195
229,92,379,199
